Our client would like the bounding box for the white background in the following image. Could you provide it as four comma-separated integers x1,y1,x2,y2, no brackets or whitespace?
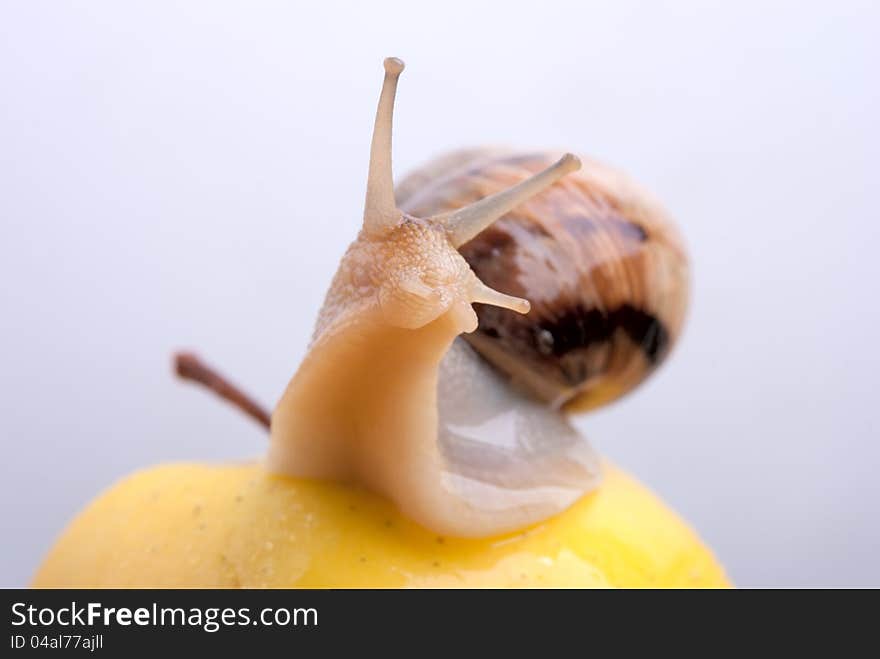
1,1,877,586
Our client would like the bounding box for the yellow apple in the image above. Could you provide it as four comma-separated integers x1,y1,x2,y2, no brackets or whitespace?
34,461,728,588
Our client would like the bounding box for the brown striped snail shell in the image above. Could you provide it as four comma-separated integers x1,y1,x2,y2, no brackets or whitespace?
398,149,689,411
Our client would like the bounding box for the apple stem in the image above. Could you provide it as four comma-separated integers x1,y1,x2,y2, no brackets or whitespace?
173,352,271,431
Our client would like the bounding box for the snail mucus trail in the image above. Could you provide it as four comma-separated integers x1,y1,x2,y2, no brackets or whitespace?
175,57,689,538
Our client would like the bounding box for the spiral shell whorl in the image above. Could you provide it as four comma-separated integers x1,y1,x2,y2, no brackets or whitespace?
398,150,689,411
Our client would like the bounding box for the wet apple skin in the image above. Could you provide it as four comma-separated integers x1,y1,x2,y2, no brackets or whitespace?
33,462,729,588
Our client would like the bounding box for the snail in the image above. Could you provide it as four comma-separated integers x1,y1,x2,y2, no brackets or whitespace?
262,58,688,538
33,58,726,589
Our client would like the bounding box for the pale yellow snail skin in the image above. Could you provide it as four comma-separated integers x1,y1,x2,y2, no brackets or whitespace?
269,58,599,537
34,58,729,588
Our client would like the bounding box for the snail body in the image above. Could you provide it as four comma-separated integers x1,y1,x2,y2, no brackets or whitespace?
268,60,688,537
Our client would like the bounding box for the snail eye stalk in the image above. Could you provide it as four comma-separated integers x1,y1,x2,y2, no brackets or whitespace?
363,57,405,236
436,153,581,247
